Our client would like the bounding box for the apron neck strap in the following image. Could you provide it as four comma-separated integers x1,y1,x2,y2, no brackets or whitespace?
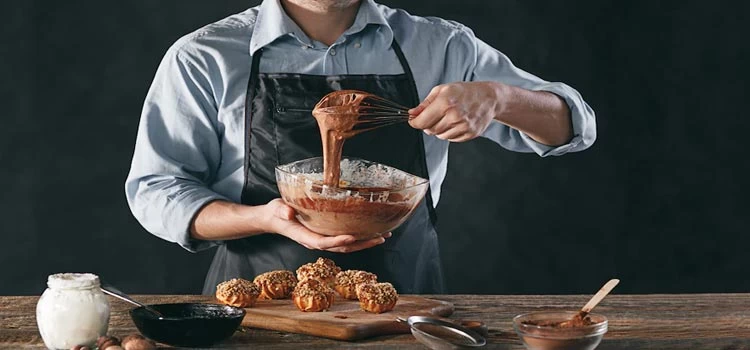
391,40,416,88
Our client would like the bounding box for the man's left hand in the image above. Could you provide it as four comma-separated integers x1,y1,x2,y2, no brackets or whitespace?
408,82,504,142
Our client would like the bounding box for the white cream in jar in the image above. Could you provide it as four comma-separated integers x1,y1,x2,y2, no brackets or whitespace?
36,273,110,349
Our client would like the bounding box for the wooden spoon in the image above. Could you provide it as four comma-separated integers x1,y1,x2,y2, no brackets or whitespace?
561,279,620,327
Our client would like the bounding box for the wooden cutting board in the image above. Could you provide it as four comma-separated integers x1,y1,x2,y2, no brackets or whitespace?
241,295,454,340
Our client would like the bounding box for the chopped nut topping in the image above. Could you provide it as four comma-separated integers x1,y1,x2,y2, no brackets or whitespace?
315,257,342,274
357,282,398,304
293,279,334,298
297,258,341,282
216,278,260,297
336,270,377,286
254,270,297,286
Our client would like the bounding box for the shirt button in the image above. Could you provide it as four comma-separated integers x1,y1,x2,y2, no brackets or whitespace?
354,42,361,48
330,49,337,56
301,45,309,50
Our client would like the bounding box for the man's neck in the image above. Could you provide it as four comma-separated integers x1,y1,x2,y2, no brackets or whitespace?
281,0,361,46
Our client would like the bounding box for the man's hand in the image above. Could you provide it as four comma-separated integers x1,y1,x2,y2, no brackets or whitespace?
408,81,573,146
190,199,390,253
264,199,391,253
408,82,501,142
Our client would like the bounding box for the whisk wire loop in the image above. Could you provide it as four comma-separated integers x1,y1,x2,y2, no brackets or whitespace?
313,91,416,131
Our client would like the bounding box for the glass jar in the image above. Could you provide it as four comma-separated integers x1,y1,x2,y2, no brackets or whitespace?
36,273,110,349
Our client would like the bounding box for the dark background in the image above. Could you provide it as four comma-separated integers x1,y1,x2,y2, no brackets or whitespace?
3,0,748,296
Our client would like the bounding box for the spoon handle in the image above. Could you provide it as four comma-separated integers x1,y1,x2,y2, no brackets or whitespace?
100,286,164,318
582,279,620,313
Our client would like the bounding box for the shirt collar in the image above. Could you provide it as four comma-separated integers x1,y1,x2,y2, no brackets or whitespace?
344,0,393,44
249,0,393,54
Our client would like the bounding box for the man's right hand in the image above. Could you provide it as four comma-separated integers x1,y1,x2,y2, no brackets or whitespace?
264,199,391,253
190,198,390,253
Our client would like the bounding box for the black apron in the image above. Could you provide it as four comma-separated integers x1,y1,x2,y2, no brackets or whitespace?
203,40,444,295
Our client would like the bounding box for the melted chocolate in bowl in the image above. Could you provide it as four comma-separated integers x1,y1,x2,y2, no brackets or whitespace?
312,90,411,187
312,91,366,187
275,157,429,240
280,91,423,239
513,311,608,350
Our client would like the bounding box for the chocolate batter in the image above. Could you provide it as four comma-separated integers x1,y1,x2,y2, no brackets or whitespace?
518,314,602,350
312,90,407,187
522,313,595,328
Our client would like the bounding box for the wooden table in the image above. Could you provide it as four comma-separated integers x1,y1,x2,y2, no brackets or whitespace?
2,294,749,349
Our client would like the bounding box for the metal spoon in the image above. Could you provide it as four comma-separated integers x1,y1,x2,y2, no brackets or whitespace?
100,285,164,319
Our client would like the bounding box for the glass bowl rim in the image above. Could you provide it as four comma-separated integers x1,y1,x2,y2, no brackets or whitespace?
512,311,608,337
274,156,430,194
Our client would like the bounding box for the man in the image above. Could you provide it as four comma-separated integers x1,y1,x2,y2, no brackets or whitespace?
126,0,596,294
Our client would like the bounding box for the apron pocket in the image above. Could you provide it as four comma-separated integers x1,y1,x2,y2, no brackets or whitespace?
271,105,322,165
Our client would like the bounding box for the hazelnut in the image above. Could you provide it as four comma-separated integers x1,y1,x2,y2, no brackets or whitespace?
70,346,90,350
121,334,156,350
96,335,121,350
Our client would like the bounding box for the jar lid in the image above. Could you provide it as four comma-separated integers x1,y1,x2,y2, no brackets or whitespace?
47,273,101,290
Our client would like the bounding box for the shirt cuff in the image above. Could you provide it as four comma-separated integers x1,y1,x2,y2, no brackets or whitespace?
520,83,594,157
518,133,583,157
163,187,229,253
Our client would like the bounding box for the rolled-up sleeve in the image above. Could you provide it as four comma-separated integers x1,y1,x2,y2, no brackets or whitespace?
452,26,597,156
125,46,227,252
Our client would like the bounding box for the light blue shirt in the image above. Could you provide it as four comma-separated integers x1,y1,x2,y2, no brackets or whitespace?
125,0,596,252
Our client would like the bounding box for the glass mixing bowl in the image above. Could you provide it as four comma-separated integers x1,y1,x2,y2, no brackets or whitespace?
513,311,608,350
275,157,429,240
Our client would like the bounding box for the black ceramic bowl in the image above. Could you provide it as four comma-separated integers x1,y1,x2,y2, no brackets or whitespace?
129,303,245,347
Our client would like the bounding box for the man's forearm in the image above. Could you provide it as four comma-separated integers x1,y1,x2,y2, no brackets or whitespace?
492,82,573,146
189,200,269,241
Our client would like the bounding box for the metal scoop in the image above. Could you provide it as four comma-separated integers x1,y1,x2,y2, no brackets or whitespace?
398,316,486,349
100,284,164,319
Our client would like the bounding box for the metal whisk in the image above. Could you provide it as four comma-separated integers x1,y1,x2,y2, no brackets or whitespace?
346,93,413,131
287,90,414,132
